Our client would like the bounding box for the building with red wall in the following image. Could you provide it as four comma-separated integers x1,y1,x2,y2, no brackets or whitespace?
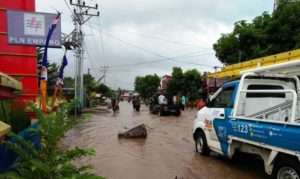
159,75,172,91
0,0,37,102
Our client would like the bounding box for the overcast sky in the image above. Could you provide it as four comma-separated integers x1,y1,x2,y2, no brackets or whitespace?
36,0,273,90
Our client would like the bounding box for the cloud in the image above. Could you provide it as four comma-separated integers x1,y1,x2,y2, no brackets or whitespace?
36,0,273,89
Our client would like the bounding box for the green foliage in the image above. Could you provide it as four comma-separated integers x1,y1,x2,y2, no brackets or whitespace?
63,77,75,88
213,33,239,65
96,83,110,96
166,67,184,95
213,2,300,65
83,73,112,97
166,67,203,101
134,74,161,100
0,101,104,179
183,69,202,101
0,100,31,134
84,74,97,93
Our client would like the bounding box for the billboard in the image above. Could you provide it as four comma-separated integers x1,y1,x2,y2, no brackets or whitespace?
7,10,61,48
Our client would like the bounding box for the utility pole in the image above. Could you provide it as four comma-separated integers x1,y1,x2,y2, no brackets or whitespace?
101,66,109,85
70,0,99,113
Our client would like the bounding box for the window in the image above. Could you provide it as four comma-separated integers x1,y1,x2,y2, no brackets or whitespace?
212,86,235,108
246,85,285,98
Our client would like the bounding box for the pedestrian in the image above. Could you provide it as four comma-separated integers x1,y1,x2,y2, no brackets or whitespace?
197,98,205,110
173,94,177,104
181,95,186,111
158,94,168,105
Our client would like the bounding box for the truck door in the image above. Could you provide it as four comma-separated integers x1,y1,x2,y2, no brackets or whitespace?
207,84,237,155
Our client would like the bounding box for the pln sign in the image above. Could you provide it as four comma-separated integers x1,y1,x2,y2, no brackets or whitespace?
7,10,61,48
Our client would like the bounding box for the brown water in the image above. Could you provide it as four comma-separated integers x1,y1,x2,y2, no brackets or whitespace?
61,102,268,179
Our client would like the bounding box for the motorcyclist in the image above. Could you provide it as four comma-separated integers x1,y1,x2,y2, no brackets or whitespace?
132,96,141,111
111,96,119,112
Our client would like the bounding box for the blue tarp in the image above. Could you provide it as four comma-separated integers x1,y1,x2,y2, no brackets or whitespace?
0,122,40,173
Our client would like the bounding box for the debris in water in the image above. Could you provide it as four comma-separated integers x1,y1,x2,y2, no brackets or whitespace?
182,137,190,143
175,176,184,179
118,124,147,138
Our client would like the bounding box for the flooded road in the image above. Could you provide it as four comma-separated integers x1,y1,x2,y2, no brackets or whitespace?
61,102,268,179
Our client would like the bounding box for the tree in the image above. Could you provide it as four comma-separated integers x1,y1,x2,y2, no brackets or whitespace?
213,2,300,65
96,83,111,96
83,73,97,92
166,67,203,101
63,77,75,88
183,69,202,101
213,33,239,65
166,67,184,95
134,74,160,100
82,73,113,97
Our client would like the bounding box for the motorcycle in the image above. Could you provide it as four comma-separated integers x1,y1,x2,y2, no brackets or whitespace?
132,97,140,111
111,98,119,112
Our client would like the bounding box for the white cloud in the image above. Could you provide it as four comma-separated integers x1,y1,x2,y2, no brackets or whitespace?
36,0,273,89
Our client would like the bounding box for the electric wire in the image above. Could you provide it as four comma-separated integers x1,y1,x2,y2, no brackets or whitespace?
64,0,74,15
83,41,98,76
93,23,212,50
85,31,214,69
85,24,217,68
85,21,110,83
108,52,215,68
85,23,103,69
97,19,107,68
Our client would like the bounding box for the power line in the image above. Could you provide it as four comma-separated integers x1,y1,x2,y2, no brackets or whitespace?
109,52,215,68
83,41,98,75
93,23,212,50
96,19,107,67
85,24,217,68
85,23,103,69
64,0,74,15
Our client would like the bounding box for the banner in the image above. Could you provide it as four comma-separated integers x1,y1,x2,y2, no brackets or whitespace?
40,13,61,113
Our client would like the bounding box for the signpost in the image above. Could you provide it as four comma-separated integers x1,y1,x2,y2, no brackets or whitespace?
7,10,61,48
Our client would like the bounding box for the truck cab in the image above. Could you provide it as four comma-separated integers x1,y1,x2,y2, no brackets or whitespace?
193,60,300,179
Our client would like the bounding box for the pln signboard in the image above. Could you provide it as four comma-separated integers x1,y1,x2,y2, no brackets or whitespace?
7,10,61,48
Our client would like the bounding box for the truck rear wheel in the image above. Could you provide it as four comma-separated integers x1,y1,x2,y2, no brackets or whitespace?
175,110,181,116
159,109,164,116
273,157,300,179
195,131,209,155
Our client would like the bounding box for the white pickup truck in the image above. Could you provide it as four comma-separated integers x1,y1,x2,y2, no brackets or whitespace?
193,60,300,179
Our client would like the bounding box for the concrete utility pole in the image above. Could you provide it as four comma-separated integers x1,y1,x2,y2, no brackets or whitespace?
69,0,99,112
101,66,109,85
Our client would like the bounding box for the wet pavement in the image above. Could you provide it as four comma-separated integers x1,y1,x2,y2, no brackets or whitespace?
61,101,268,179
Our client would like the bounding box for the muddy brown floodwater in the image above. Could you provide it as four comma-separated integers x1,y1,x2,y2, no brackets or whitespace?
61,102,268,179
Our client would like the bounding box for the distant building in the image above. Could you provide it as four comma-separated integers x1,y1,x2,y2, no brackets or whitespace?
120,90,139,100
159,75,172,91
120,90,132,100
